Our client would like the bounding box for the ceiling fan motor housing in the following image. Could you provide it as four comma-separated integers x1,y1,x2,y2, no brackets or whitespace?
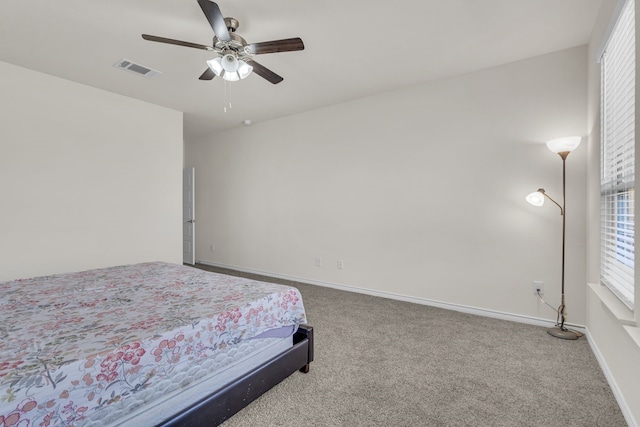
213,32,248,54
224,17,239,32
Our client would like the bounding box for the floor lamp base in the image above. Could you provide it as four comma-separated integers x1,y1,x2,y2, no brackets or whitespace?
547,327,579,340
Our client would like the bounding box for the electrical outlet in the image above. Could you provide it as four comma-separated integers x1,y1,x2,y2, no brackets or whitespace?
532,281,544,295
315,257,322,267
337,260,344,270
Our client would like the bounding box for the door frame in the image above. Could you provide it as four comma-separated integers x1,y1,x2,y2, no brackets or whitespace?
183,167,195,265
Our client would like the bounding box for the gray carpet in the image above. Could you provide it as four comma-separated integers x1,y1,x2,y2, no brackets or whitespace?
194,264,627,427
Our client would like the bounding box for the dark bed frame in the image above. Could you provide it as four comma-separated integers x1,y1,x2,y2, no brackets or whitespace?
158,324,314,426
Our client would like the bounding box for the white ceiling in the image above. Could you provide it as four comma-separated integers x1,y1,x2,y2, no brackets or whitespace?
0,0,602,141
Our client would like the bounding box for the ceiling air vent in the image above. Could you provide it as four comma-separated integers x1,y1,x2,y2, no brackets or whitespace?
114,58,161,78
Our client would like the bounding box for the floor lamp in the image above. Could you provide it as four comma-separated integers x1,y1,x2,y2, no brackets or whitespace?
526,136,583,340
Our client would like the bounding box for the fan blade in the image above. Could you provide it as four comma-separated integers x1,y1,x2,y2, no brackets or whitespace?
248,38,305,55
142,34,214,51
250,60,284,84
197,0,231,42
199,68,216,80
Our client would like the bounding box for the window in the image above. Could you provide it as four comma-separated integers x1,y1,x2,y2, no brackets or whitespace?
600,0,635,309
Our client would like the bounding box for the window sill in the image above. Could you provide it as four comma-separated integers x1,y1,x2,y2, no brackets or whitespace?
587,282,636,326
623,325,640,348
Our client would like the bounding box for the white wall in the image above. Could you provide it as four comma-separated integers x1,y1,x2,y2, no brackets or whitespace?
585,0,640,425
186,46,588,325
0,61,184,281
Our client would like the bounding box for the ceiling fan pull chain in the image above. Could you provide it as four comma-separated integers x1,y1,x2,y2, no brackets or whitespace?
223,80,232,113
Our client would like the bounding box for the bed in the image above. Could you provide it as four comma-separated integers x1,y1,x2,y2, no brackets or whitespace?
0,262,314,426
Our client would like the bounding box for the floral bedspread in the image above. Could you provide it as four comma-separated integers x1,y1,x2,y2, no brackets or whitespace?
0,262,306,427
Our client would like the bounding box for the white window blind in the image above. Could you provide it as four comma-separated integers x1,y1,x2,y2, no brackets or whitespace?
600,0,635,309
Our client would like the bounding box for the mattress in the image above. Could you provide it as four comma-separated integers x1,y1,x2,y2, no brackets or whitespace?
0,262,307,427
87,334,294,427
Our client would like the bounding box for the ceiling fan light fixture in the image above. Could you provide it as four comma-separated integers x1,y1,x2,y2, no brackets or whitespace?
222,71,240,81
206,57,224,76
221,53,239,72
237,61,253,79
209,58,252,81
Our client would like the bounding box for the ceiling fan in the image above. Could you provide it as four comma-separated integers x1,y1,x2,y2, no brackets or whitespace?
142,0,304,84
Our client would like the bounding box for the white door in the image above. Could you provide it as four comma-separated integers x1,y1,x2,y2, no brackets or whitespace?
183,167,195,265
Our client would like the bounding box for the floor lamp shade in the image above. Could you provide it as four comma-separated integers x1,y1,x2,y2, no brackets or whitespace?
526,190,545,207
546,136,581,155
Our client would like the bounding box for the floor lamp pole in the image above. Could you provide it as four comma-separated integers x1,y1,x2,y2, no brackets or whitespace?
547,152,579,340
526,137,583,339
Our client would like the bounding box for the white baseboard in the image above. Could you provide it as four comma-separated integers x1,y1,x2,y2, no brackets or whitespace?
585,329,638,427
195,260,585,333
